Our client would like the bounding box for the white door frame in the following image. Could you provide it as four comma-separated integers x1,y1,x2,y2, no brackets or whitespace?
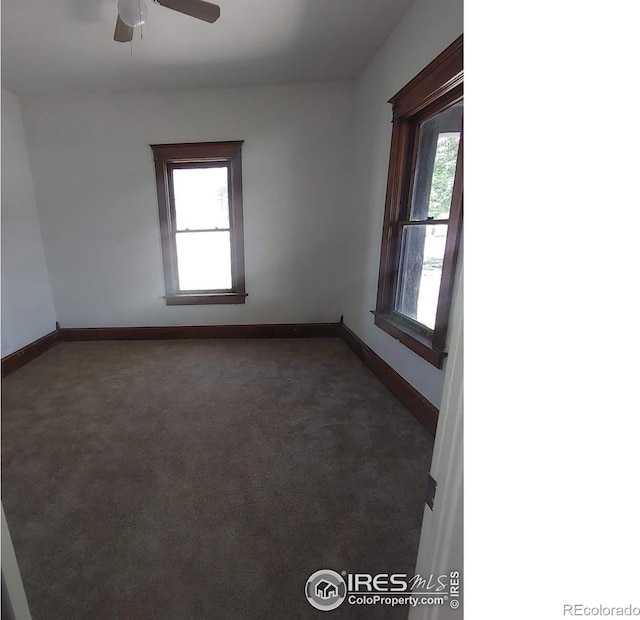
409,260,463,620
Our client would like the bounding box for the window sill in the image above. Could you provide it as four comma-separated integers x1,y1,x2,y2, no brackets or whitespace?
165,293,247,306
372,311,446,369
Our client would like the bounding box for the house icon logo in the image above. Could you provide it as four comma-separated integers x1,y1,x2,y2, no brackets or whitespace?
316,580,338,599
305,569,347,611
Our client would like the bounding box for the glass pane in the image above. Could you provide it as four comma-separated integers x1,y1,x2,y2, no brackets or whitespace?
395,225,448,330
410,101,462,221
173,167,229,230
176,231,232,291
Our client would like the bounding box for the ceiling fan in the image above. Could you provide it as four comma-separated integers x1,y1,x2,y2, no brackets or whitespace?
114,0,220,42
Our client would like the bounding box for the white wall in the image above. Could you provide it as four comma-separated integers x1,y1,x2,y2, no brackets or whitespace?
19,82,353,328
342,0,463,407
1,89,57,356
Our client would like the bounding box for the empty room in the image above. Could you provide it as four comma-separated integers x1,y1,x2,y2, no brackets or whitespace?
1,0,463,618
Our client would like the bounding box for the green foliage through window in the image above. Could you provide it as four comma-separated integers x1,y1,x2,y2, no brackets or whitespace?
428,134,460,219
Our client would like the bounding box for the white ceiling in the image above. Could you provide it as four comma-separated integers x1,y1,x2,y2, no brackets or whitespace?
1,0,415,94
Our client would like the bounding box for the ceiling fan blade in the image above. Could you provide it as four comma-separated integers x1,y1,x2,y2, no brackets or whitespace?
114,15,134,42
156,0,220,23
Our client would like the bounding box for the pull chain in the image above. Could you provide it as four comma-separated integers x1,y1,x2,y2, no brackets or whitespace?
138,0,144,39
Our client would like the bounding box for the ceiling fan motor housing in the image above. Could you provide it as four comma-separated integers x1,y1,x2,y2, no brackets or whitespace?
114,0,221,42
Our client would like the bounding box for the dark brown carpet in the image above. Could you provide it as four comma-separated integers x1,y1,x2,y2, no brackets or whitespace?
1,338,433,620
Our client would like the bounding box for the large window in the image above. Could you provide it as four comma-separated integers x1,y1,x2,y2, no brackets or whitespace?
151,141,246,305
374,36,463,368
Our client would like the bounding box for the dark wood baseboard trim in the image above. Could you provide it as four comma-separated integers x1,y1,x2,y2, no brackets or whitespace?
3,324,438,437
59,323,341,341
1,322,340,376
340,323,439,435
1,329,60,377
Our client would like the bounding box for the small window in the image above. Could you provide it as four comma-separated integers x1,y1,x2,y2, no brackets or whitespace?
151,142,246,305
374,36,463,368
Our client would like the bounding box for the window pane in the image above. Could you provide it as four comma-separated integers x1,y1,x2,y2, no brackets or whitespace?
176,231,232,291
173,167,229,230
410,101,462,221
395,225,448,330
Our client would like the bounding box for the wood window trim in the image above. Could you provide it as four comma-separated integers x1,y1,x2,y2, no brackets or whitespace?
150,141,247,306
374,35,463,369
